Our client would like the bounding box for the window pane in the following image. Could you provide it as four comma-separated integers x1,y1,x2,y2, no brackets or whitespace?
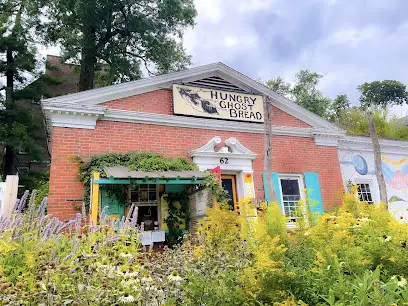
131,190,139,202
357,183,373,204
139,191,148,202
280,179,300,196
130,185,158,204
149,191,157,202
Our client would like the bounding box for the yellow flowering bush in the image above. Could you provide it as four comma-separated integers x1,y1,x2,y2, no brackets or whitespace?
2,188,408,305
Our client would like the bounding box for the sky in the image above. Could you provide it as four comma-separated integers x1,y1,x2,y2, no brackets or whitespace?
45,0,408,117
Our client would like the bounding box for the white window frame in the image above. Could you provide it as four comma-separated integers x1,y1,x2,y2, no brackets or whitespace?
128,184,161,229
278,174,307,226
354,179,375,204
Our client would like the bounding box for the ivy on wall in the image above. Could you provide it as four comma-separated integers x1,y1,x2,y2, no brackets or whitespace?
76,151,229,244
77,151,199,208
77,151,198,206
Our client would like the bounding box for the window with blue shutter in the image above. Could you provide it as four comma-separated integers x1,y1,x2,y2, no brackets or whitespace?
263,172,324,222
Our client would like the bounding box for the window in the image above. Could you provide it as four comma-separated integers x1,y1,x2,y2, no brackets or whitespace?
357,183,373,204
279,176,304,222
129,184,159,231
130,184,157,205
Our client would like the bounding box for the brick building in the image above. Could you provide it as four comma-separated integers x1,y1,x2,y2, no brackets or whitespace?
42,63,346,227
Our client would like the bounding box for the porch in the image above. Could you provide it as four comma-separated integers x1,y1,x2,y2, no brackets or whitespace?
90,166,209,247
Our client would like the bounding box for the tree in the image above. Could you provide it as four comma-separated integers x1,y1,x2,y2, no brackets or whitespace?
263,70,333,119
44,0,197,91
330,94,350,123
265,77,291,96
358,80,408,207
0,0,46,178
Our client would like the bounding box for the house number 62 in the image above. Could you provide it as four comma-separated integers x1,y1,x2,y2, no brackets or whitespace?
220,158,229,164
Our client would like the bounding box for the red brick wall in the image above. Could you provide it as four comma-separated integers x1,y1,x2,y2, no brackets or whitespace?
104,89,311,128
49,121,343,219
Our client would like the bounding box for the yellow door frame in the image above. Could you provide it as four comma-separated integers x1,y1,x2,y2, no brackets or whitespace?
221,175,238,210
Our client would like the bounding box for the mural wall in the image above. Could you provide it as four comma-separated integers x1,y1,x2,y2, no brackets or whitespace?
338,149,408,219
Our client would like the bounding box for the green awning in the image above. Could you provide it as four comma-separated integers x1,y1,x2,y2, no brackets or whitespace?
92,166,206,185
104,166,205,179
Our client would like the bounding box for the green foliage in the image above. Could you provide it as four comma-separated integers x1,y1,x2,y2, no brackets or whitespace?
77,151,198,208
0,100,41,156
263,70,341,119
292,70,332,118
337,107,408,140
3,190,408,305
330,94,350,123
0,0,49,178
201,172,229,204
43,0,197,90
358,80,408,109
265,76,291,96
19,170,50,192
165,192,191,247
0,193,145,305
34,179,49,206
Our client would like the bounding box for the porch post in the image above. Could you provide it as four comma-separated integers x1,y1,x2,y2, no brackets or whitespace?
91,172,100,224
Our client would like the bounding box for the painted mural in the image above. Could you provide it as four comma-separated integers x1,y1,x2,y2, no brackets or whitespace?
339,150,408,219
382,157,408,191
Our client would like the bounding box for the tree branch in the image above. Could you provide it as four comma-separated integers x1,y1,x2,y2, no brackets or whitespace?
124,51,155,76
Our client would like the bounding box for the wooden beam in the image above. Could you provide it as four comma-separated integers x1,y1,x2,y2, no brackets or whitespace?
91,172,100,224
93,179,203,185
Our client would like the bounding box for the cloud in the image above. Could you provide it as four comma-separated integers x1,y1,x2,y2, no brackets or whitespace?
42,0,408,117
185,0,408,116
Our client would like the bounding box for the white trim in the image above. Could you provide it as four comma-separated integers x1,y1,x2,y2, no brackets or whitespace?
190,137,256,199
41,62,344,131
103,109,315,137
225,137,256,155
339,135,408,154
313,129,345,147
50,112,99,129
190,136,221,153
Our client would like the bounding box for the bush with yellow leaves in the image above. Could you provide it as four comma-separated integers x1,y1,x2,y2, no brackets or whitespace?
181,190,408,305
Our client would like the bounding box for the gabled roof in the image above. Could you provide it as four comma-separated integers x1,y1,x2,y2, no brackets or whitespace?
42,62,343,131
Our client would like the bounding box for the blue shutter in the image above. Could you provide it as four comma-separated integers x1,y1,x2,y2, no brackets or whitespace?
304,172,324,215
262,172,283,209
262,172,270,202
272,172,283,209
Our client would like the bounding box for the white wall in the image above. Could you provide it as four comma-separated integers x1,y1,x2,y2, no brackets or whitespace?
338,148,408,219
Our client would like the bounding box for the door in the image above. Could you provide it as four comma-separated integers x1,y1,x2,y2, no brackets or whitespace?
221,175,238,210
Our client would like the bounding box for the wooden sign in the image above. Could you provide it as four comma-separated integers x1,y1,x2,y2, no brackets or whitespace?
173,84,264,123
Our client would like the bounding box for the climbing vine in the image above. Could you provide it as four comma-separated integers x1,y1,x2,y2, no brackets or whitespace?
77,151,228,243
164,191,191,247
77,151,198,209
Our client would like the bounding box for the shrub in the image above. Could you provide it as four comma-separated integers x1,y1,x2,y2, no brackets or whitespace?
2,189,408,305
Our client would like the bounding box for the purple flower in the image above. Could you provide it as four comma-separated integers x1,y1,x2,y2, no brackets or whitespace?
75,213,82,234
15,190,30,212
36,197,48,218
104,235,120,246
57,219,76,233
100,206,110,222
